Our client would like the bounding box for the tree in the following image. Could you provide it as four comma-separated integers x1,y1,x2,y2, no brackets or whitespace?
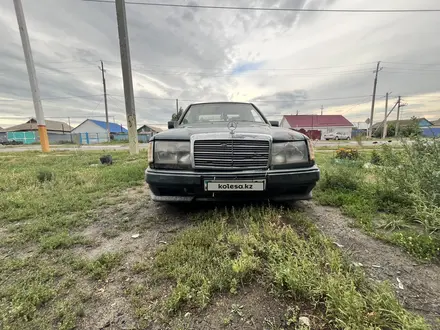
400,116,422,137
171,107,184,121
372,123,396,138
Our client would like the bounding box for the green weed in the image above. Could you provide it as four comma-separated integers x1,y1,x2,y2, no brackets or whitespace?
147,207,428,329
315,141,440,262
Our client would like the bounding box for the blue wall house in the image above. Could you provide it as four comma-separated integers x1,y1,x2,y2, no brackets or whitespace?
71,119,128,144
422,118,440,137
2,118,72,144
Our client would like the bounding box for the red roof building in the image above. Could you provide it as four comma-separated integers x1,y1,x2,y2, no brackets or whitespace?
280,115,354,140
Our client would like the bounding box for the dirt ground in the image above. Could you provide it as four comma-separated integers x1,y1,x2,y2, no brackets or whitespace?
73,187,440,329
301,201,440,328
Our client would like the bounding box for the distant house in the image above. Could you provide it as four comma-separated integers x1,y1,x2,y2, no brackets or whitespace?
6,118,72,134
422,118,440,137
72,119,128,134
280,115,354,140
0,127,6,143
137,124,163,136
371,117,433,130
71,119,128,144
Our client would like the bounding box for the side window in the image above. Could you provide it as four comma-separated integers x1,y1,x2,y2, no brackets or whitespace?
250,109,264,122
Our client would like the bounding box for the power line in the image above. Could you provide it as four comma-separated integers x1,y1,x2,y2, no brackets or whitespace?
0,94,103,102
253,96,376,103
108,94,380,102
130,68,374,77
382,61,440,66
126,62,376,71
82,0,440,13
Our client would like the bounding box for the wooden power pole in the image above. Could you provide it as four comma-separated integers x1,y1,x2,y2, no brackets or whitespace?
115,0,139,154
99,60,110,142
368,61,382,138
13,0,50,152
382,92,389,139
395,96,401,137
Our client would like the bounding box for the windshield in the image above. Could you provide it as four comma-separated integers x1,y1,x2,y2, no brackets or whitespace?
180,103,267,125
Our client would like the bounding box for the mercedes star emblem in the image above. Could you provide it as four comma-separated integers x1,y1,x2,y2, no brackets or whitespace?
227,121,238,134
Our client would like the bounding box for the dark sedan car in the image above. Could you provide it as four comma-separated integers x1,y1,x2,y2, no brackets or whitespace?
145,102,320,202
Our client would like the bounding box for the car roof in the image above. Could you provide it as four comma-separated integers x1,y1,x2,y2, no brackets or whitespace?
189,101,253,106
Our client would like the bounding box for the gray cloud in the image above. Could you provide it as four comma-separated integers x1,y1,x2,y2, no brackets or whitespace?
0,0,439,129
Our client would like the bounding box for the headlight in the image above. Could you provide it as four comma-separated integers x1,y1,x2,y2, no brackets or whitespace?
154,141,191,166
147,141,154,163
272,141,309,165
307,139,315,161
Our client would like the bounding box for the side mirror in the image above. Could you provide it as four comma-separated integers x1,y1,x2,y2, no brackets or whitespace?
270,120,279,127
168,121,176,129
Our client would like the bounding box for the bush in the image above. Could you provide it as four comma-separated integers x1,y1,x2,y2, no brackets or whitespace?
376,138,440,231
319,166,363,192
391,232,440,260
37,169,55,183
335,148,360,160
370,150,382,165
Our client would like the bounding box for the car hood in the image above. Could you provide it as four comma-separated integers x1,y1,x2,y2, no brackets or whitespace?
152,122,306,142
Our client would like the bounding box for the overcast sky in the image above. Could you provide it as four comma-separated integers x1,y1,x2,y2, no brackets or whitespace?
1,0,440,129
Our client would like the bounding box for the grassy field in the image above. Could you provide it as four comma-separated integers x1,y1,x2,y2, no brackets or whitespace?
0,149,434,329
0,151,147,329
314,139,440,262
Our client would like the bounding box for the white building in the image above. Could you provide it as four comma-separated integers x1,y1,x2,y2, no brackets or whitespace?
280,115,354,140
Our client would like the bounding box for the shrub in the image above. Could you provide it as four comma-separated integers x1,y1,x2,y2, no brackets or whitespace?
376,138,440,231
37,169,55,183
391,232,440,260
319,166,363,192
370,150,382,165
335,148,360,160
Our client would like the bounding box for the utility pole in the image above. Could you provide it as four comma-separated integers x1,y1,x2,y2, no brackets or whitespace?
395,96,406,137
68,117,73,143
115,0,138,154
13,0,49,152
99,60,110,142
176,99,179,115
382,92,389,139
320,105,323,116
368,61,382,138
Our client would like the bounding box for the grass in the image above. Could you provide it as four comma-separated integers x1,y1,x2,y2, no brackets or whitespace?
130,206,428,329
314,142,440,262
0,149,435,329
0,151,146,243
0,151,146,329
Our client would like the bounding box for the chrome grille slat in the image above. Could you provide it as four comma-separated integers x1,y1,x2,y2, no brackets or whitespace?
193,139,270,169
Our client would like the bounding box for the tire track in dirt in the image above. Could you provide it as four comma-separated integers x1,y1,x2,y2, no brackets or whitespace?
300,201,440,328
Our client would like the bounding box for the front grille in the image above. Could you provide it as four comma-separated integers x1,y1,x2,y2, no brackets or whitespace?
193,139,270,169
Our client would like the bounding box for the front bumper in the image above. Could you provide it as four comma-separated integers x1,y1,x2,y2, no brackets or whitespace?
145,166,320,202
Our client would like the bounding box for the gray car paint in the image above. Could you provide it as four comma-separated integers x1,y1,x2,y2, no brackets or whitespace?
151,122,307,142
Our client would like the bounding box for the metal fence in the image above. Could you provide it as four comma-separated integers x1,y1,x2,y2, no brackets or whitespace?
2,131,153,145
113,133,151,143
7,131,37,144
